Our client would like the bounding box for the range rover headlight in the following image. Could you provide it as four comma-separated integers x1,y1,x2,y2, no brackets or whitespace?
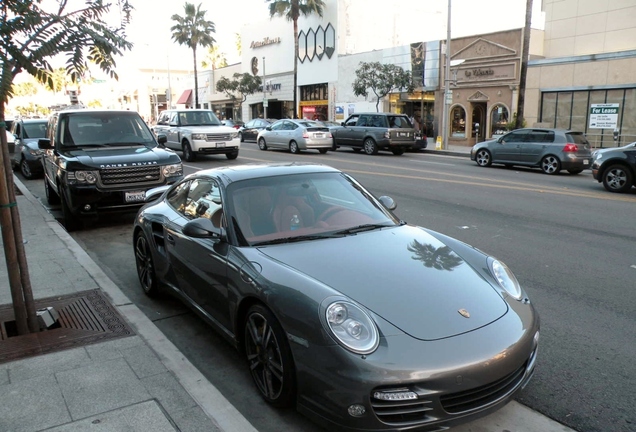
325,301,379,355
230,132,239,140
488,258,522,300
191,133,207,140
162,163,183,177
72,170,98,184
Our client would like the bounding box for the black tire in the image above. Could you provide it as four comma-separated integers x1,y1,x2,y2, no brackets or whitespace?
331,139,337,151
363,138,378,155
391,147,405,156
318,148,328,154
239,132,244,143
475,148,492,167
182,142,196,162
60,190,81,232
20,158,35,179
352,148,362,153
540,155,561,175
44,177,60,205
567,169,583,175
258,137,268,151
244,304,296,408
134,231,159,297
289,141,300,154
226,149,239,160
602,164,633,193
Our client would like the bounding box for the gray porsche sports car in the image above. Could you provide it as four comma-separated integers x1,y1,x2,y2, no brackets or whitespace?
133,163,539,431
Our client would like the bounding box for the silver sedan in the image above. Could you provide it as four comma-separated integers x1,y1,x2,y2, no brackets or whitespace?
257,119,332,154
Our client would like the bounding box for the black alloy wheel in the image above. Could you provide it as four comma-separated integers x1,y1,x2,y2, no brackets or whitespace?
363,138,378,155
20,157,35,179
258,137,268,151
60,190,80,232
134,231,159,296
244,304,296,407
182,142,196,162
602,164,633,193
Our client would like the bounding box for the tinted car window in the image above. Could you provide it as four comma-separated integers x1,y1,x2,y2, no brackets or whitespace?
23,121,47,138
527,131,554,143
344,115,359,126
504,130,530,143
270,121,284,131
369,115,386,128
183,178,222,220
388,116,412,128
167,181,191,213
566,132,589,145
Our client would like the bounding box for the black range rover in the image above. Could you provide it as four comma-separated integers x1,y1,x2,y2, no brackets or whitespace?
39,108,183,230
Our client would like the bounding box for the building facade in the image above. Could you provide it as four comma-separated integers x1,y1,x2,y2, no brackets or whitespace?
525,0,636,148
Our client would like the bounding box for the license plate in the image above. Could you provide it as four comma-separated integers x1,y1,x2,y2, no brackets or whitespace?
583,159,589,165
398,132,408,137
216,142,225,148
314,133,324,138
125,190,146,203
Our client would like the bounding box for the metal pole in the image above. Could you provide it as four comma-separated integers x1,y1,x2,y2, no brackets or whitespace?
441,0,452,150
167,55,172,109
263,57,267,119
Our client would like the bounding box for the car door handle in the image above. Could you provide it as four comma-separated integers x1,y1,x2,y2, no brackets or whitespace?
166,234,175,244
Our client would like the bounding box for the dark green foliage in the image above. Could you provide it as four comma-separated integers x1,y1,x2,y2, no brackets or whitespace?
216,73,262,103
352,62,415,112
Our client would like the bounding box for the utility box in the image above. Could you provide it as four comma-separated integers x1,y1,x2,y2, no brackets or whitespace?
37,307,60,330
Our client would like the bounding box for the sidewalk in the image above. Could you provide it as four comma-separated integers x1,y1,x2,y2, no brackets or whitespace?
0,174,576,432
0,176,257,432
421,140,473,157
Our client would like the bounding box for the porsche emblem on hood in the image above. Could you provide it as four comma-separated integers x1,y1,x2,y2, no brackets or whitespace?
458,309,471,318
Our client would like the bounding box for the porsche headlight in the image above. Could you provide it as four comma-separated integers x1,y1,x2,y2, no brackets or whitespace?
325,301,379,355
489,258,522,300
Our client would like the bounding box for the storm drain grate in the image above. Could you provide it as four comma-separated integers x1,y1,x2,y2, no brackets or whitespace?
0,289,135,364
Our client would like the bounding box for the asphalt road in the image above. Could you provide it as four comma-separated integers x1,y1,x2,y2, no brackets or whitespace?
17,144,636,432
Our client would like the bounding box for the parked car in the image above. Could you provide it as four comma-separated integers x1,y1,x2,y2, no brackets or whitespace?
256,119,332,154
222,119,244,129
331,113,416,155
4,116,15,153
10,118,48,179
591,141,636,159
153,109,240,162
591,145,636,193
39,108,183,231
133,163,539,432
471,128,592,174
238,118,277,142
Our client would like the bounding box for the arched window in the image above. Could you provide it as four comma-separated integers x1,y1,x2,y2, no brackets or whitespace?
490,104,509,137
451,106,466,138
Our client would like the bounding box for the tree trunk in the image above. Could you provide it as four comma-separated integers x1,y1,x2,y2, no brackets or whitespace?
293,17,299,118
193,47,199,108
516,0,533,129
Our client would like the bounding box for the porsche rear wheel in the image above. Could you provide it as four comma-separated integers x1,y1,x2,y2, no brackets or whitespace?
134,231,159,297
244,304,296,408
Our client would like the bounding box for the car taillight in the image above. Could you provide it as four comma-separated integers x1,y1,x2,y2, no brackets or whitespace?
303,131,309,138
563,143,578,152
234,125,240,129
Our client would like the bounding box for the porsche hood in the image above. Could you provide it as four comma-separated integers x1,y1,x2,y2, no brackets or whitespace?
258,225,509,340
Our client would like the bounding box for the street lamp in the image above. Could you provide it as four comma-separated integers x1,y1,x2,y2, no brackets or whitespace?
441,0,454,150
262,57,268,119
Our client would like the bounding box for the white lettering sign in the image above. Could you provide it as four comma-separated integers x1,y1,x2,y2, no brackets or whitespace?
589,103,620,129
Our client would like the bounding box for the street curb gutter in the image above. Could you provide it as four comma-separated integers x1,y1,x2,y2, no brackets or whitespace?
13,176,258,432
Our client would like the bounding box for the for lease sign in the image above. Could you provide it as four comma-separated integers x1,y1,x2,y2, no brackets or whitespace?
589,103,620,129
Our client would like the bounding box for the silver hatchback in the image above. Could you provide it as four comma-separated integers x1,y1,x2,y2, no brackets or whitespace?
257,119,332,154
471,128,592,175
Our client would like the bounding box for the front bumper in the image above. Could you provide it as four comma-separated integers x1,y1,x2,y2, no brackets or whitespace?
192,138,240,153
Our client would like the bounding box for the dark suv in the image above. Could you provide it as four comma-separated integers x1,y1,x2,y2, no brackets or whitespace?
591,145,636,193
39,108,183,230
331,113,416,155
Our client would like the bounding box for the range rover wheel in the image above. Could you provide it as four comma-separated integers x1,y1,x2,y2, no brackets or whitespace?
20,158,35,179
226,149,239,160
391,147,405,156
258,138,268,151
134,231,159,297
244,304,296,408
602,164,633,193
541,155,561,175
363,138,378,155
289,141,300,154
182,142,196,162
475,149,492,167
60,190,81,232
44,177,60,205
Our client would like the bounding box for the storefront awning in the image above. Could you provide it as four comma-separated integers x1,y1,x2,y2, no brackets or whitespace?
176,89,192,105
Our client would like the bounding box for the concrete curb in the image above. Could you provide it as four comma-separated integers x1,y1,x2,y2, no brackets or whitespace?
13,175,258,432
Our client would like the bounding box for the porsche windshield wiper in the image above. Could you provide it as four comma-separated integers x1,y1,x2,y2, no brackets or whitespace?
334,223,392,235
252,233,344,246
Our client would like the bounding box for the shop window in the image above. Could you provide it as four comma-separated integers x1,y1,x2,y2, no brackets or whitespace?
490,104,509,137
307,29,316,62
316,26,325,59
556,92,573,129
298,30,307,63
450,106,466,138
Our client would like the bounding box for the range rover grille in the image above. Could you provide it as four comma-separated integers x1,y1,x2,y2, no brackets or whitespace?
206,133,232,141
99,166,162,187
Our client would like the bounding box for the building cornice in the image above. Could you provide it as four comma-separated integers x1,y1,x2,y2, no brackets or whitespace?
529,50,636,67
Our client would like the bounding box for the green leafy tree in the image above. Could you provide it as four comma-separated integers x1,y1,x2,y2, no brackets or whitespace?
216,72,262,104
201,45,228,70
12,81,38,97
266,0,325,118
235,33,242,57
352,61,415,112
171,2,216,108
0,0,133,335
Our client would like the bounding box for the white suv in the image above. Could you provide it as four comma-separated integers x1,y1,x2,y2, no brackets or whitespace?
153,109,240,161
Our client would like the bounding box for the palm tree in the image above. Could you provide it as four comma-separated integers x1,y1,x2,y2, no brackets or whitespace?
266,0,325,118
201,45,228,70
171,2,216,107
